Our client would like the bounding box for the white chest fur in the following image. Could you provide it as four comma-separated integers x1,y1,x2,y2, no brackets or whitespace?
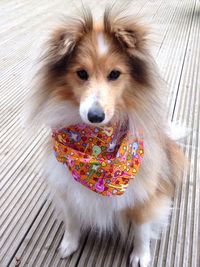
46,154,148,232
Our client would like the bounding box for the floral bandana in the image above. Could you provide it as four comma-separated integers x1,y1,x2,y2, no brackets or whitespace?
52,123,144,197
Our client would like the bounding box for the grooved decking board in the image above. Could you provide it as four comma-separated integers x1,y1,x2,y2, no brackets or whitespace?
0,1,199,267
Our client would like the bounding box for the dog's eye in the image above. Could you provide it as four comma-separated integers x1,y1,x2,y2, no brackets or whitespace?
76,69,89,81
107,70,121,81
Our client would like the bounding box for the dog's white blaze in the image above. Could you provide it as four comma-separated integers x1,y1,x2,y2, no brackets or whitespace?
97,33,108,55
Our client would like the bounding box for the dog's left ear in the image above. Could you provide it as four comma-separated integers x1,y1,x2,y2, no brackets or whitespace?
104,10,153,87
113,26,147,51
104,15,148,53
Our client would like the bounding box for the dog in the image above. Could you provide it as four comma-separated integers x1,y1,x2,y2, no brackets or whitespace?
26,7,185,267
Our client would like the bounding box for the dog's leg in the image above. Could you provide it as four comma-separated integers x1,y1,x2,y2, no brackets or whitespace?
47,156,81,258
128,193,171,267
130,222,151,267
57,195,80,258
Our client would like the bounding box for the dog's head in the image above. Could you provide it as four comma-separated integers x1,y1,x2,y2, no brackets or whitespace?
29,8,156,128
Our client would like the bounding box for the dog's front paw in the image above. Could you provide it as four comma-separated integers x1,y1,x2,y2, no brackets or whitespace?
59,233,79,258
130,249,151,267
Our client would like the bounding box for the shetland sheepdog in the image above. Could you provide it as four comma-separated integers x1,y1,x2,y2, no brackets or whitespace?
26,7,184,267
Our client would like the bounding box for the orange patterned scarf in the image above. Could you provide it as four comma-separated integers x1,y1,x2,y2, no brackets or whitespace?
52,123,144,197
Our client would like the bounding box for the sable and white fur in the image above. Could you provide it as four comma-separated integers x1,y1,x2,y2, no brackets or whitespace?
26,7,184,267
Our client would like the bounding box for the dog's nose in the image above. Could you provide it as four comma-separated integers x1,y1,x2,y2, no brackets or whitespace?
87,105,105,123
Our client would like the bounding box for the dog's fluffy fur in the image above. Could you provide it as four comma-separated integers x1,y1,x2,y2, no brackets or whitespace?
26,7,185,267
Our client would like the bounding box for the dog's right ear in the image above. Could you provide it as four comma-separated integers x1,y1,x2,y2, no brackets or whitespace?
44,10,93,76
47,28,78,76
23,10,93,126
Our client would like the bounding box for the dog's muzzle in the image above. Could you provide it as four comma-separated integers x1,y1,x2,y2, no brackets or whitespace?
87,103,105,123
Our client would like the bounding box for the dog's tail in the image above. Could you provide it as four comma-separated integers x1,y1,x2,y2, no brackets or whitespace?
167,121,191,142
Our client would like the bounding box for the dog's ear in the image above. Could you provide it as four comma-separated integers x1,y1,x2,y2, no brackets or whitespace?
104,8,148,52
104,9,153,87
45,10,93,76
25,10,93,125
47,28,79,76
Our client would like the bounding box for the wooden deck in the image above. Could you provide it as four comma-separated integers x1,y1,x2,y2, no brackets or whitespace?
0,0,200,266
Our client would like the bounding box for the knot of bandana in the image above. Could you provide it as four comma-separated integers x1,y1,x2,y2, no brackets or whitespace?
52,123,144,197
